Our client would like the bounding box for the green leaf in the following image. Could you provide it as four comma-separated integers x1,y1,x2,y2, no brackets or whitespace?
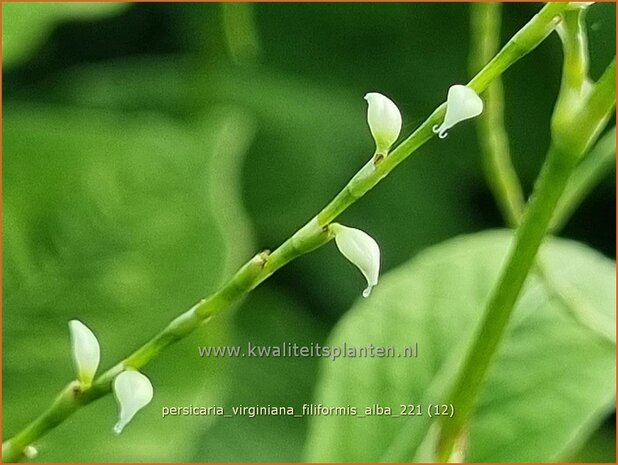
305,230,615,462
2,104,256,461
2,2,127,68
193,286,329,461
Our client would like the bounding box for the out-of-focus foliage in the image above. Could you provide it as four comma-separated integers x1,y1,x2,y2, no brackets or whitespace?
3,104,255,461
3,2,127,68
3,2,615,462
194,287,329,462
305,230,615,462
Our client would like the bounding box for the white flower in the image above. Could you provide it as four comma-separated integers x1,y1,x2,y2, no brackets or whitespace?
432,85,483,139
113,370,154,434
364,92,402,155
68,320,100,387
23,446,38,460
332,223,380,298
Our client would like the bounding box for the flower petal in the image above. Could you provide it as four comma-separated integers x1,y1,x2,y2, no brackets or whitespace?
68,320,100,387
113,370,154,434
332,223,381,297
433,85,483,138
364,92,403,155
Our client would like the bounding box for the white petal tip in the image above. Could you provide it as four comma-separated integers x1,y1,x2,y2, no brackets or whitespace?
432,124,448,139
113,423,125,435
362,286,374,298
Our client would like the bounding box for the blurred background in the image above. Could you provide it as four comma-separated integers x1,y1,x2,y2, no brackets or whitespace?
2,2,615,462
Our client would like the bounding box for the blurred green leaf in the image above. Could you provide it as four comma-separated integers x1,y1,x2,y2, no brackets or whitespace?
305,230,615,462
193,286,329,462
3,104,256,461
2,2,127,68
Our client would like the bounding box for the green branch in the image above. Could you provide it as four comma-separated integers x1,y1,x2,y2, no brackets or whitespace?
436,143,581,462
220,2,261,65
469,2,525,227
436,6,616,456
551,126,616,232
2,3,571,462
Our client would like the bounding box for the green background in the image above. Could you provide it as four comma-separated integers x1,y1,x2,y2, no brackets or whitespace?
3,2,615,462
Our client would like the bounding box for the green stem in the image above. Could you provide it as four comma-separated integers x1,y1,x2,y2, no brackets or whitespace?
436,143,579,462
436,49,616,465
2,218,332,463
557,7,589,91
317,3,568,226
469,2,525,227
552,9,614,157
551,126,616,232
569,57,616,155
2,3,570,462
220,2,261,65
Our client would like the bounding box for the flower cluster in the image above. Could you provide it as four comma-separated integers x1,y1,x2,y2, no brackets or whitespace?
336,84,483,297
61,85,483,444
69,321,153,434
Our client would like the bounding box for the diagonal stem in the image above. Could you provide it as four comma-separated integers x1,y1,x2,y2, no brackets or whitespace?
436,143,581,461
551,126,616,232
436,40,615,465
469,2,526,227
2,3,571,462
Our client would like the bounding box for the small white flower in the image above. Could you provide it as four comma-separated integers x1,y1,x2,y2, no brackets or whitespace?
332,223,380,298
113,370,154,434
23,446,38,460
432,85,483,139
364,92,402,156
68,320,100,387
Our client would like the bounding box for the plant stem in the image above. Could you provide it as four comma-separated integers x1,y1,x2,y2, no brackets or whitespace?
435,143,579,462
318,2,568,226
220,2,261,65
551,126,616,232
3,218,332,463
436,47,616,465
469,2,525,227
2,3,570,462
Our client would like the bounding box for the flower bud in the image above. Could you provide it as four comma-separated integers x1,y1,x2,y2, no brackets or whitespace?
432,85,483,139
113,370,154,434
332,223,380,298
24,446,38,460
68,320,100,387
364,92,402,156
